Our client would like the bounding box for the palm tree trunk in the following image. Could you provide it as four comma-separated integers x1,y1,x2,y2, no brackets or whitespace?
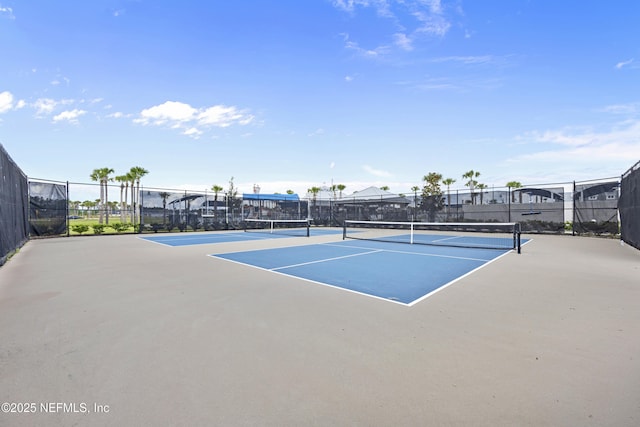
99,180,105,224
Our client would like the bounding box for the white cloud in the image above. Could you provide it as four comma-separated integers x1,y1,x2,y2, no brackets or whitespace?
335,0,455,57
33,98,74,116
0,91,14,113
52,109,87,124
331,0,374,13
343,34,389,58
393,33,413,51
0,5,15,20
198,105,252,127
430,55,495,65
601,103,639,115
136,101,197,125
413,9,450,37
34,98,57,115
0,91,27,113
183,127,203,138
615,58,634,69
363,164,393,177
512,120,640,165
134,100,253,137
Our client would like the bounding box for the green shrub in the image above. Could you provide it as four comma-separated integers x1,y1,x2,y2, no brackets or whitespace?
92,224,107,235
110,222,131,233
71,224,90,234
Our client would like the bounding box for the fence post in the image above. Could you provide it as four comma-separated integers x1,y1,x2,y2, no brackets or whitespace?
66,181,70,237
508,187,511,222
572,181,576,236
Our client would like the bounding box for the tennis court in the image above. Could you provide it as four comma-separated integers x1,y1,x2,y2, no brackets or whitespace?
1,229,639,426
212,240,515,305
140,226,341,246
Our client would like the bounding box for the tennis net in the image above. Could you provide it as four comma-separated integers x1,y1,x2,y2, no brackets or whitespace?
343,220,521,252
243,218,310,237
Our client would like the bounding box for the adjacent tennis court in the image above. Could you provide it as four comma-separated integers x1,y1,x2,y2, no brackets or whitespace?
140,226,340,246
211,240,514,305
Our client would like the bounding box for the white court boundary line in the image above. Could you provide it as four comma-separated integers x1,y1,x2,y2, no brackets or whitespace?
136,230,293,247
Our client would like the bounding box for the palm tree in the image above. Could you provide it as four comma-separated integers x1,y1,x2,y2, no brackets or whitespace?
337,184,346,199
422,173,444,222
441,178,456,219
128,166,149,224
90,167,114,224
114,175,129,222
120,172,132,222
159,192,171,225
108,201,118,215
380,185,390,191
476,183,488,204
462,170,481,205
411,185,420,221
506,181,523,203
225,177,240,225
81,200,91,218
211,184,224,220
68,200,81,217
307,187,321,220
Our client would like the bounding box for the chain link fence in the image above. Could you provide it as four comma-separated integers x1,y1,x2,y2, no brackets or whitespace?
15,178,623,238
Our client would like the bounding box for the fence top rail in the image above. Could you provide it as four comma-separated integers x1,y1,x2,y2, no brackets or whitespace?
622,160,640,179
26,173,633,198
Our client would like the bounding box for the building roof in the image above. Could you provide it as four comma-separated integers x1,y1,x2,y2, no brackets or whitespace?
242,193,300,202
338,186,410,204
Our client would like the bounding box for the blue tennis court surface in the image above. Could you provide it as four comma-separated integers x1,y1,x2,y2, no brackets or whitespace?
140,228,341,246
211,240,514,306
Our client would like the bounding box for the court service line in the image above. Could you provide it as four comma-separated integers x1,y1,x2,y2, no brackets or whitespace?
270,249,384,271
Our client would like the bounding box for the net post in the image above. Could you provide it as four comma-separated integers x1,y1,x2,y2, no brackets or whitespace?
342,221,347,240
410,222,414,244
306,219,310,237
515,222,521,254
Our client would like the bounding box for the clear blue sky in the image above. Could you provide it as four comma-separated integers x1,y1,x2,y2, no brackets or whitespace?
1,0,639,196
